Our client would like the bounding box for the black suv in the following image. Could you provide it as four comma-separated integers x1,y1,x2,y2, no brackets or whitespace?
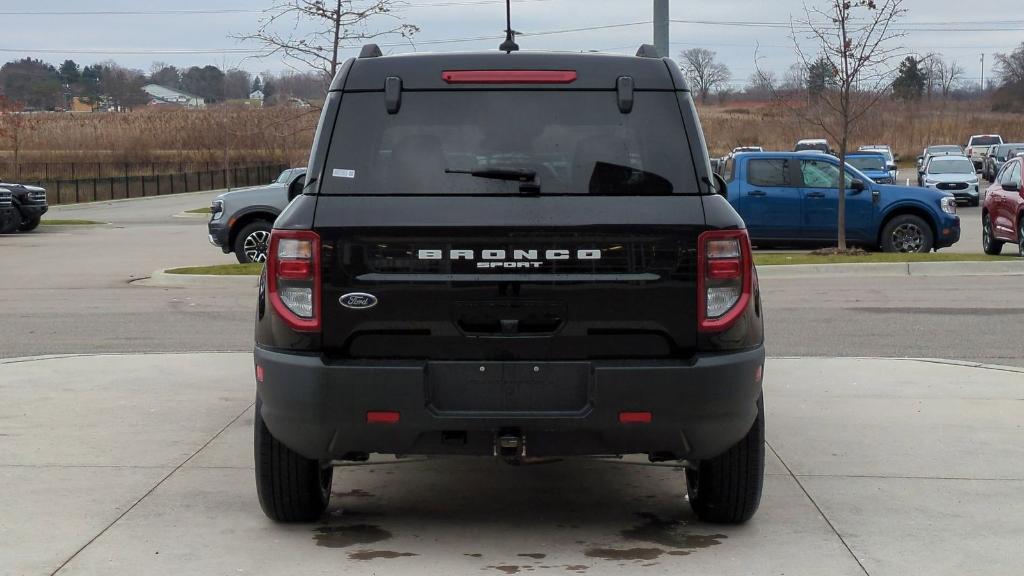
0,183,48,234
254,45,765,525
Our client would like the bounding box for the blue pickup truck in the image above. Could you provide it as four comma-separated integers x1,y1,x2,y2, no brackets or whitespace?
719,152,960,252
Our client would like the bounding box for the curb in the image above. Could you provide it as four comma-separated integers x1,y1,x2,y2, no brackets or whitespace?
172,212,210,219
132,268,259,288
757,260,1024,279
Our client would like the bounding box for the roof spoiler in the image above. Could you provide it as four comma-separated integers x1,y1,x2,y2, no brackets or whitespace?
635,44,661,58
359,44,383,59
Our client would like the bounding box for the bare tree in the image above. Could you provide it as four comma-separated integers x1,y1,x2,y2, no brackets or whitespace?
923,55,963,98
994,42,1024,85
762,0,906,251
679,48,732,103
747,70,777,99
235,1,419,82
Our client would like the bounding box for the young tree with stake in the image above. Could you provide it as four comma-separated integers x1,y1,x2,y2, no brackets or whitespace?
761,0,906,251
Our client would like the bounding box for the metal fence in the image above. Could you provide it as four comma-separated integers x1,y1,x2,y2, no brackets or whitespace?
4,163,288,205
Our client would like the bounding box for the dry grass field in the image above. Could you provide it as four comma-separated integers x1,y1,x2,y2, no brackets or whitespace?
0,105,318,169
1,100,1021,174
698,100,1024,161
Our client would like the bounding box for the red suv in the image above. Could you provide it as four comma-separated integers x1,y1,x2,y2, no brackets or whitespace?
983,156,1024,256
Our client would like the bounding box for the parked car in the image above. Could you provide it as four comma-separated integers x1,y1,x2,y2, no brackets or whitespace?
965,134,1003,171
858,145,898,181
731,146,764,156
207,168,307,263
724,152,959,252
917,145,963,185
845,151,894,184
794,139,834,155
0,182,48,233
982,156,1024,256
921,155,981,206
0,188,17,233
983,143,1024,182
254,44,766,525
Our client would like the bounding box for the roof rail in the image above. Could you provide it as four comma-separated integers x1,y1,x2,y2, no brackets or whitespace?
359,44,383,59
635,44,660,58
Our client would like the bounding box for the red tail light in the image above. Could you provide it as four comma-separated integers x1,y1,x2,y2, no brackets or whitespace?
442,70,577,84
267,229,321,332
697,229,753,332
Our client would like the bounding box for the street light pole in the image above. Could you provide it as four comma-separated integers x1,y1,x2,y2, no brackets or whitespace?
654,0,669,58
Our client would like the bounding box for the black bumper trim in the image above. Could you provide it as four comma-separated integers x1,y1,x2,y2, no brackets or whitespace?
255,346,765,461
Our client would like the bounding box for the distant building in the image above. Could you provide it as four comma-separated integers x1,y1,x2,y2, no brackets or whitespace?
142,84,205,108
70,97,94,113
249,89,265,102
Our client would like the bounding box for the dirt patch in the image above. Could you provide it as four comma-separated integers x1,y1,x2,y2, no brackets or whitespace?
584,548,664,561
518,553,547,560
487,566,523,574
313,524,391,548
621,512,725,551
334,488,375,498
348,550,417,560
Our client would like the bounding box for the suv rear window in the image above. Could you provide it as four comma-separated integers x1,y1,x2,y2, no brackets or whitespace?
970,136,1001,147
320,91,699,196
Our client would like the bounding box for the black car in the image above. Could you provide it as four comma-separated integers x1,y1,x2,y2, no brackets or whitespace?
0,183,48,234
253,44,766,525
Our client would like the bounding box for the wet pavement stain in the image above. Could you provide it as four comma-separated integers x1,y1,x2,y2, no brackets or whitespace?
621,512,725,551
348,550,418,560
518,553,546,560
313,524,391,548
465,553,484,558
487,566,523,574
334,488,375,498
563,565,589,572
584,547,665,561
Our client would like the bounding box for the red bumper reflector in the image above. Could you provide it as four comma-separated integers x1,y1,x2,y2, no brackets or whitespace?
366,411,400,424
619,411,652,424
442,70,577,84
255,365,264,383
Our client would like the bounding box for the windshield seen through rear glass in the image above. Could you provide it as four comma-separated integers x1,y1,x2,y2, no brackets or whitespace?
970,136,1001,147
929,158,975,174
321,91,698,196
847,156,886,171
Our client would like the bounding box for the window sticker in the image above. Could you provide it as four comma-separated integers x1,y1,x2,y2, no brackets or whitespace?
332,168,356,179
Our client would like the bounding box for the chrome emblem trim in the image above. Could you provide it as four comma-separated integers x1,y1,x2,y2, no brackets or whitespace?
339,293,378,310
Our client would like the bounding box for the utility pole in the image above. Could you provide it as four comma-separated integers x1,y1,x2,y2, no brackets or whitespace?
980,53,985,93
653,0,669,58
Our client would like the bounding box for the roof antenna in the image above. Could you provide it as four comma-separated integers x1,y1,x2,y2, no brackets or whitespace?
498,0,519,53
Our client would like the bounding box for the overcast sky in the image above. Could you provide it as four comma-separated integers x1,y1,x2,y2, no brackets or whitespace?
1,0,1020,87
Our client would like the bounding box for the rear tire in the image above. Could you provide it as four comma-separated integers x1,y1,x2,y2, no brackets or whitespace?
983,214,1003,255
18,217,41,232
685,397,765,524
880,214,934,253
254,396,333,522
1018,219,1024,258
233,221,272,264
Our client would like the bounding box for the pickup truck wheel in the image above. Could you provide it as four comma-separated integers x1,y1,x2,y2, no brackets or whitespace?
254,396,333,522
234,221,272,264
18,217,41,232
881,215,933,253
982,215,1003,255
685,397,764,524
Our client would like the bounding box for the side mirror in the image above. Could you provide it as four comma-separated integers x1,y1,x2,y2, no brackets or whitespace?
712,172,729,199
916,156,923,165
850,179,866,193
887,162,898,171
1004,181,1020,192
894,154,901,162
288,174,306,201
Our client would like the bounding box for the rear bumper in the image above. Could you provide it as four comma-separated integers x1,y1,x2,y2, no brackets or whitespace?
255,345,765,462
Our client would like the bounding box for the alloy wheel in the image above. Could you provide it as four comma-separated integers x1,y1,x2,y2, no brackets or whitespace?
1019,222,1024,258
243,230,271,263
891,223,924,252
983,217,992,252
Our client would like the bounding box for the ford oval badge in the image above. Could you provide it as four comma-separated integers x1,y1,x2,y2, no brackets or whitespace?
339,293,378,310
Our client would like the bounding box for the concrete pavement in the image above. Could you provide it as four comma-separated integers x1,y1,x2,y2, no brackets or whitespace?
2,353,1022,576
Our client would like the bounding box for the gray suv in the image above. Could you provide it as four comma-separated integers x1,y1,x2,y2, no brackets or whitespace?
208,168,306,263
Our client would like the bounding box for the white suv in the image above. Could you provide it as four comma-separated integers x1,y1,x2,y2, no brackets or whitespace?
965,135,1003,171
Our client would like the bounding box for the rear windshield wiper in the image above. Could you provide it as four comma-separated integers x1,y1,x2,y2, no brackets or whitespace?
445,167,540,194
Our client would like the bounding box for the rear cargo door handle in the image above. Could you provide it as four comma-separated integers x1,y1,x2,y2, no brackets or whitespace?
747,190,767,197
805,191,826,199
